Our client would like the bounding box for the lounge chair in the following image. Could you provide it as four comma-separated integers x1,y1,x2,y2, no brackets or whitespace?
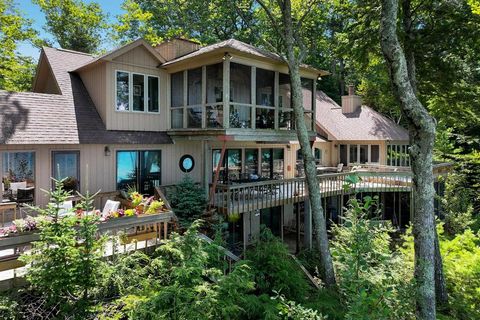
101,200,120,217
58,200,73,217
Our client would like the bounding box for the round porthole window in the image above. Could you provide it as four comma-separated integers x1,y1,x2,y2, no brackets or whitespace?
179,155,195,173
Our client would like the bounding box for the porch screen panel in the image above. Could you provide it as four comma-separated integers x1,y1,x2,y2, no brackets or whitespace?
132,74,145,111
206,63,224,128
187,68,202,128
171,72,184,108
230,63,251,104
256,68,274,106
279,73,294,130
171,71,184,128
206,63,223,103
116,71,129,111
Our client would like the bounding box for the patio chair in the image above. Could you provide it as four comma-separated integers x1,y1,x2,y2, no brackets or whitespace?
10,181,27,196
101,200,120,217
58,200,73,217
16,187,35,206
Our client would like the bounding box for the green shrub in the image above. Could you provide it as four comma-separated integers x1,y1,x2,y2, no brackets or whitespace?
20,179,107,315
331,196,415,320
168,176,207,228
246,228,311,302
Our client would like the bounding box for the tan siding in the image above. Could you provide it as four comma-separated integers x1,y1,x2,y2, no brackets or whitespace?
105,61,168,131
0,142,203,207
79,63,107,123
112,46,160,68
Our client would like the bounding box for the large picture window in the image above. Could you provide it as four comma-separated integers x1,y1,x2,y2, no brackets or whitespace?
52,151,80,191
115,71,159,113
2,152,35,184
340,144,381,164
116,150,161,195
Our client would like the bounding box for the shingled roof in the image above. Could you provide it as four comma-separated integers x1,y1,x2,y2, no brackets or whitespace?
161,39,329,75
0,47,172,145
315,91,409,141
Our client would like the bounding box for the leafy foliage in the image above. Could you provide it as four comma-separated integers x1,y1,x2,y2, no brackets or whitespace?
34,0,108,53
439,173,475,235
0,0,39,91
402,224,480,319
331,196,415,319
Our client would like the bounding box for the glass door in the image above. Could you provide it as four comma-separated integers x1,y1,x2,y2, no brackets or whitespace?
52,151,80,192
117,150,161,195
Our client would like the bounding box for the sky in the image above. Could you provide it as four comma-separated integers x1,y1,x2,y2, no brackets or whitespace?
15,0,126,60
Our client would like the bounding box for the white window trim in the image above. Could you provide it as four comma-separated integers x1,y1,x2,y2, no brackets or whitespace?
115,70,160,114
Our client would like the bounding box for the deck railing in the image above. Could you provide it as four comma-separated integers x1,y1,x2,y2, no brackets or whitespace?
210,164,452,215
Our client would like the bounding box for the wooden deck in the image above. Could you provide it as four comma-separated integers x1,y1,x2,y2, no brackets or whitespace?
211,164,450,215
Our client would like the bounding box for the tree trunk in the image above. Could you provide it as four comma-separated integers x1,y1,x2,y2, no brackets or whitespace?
281,0,336,287
380,0,437,319
402,0,448,306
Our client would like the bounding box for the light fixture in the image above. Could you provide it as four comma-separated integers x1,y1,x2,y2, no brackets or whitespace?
222,52,232,60
104,146,111,156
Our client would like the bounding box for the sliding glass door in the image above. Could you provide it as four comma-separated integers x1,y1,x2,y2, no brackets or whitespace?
52,151,80,191
116,150,161,195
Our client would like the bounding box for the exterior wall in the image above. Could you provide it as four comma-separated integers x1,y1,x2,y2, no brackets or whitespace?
0,141,202,207
105,46,167,131
154,39,200,61
79,63,107,123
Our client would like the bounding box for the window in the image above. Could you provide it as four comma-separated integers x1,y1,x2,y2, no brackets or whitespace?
230,63,252,129
349,145,358,163
132,74,145,111
148,76,159,112
2,152,35,184
115,71,159,113
212,149,242,183
116,150,161,195
387,144,410,166
245,149,259,177
261,148,284,179
314,148,322,164
371,145,380,163
52,151,80,191
116,71,129,111
359,145,368,163
339,145,347,165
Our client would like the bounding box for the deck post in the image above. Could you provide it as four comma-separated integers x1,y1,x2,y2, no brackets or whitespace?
303,198,312,249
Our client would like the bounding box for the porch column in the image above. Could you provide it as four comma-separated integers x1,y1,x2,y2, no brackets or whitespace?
304,198,312,249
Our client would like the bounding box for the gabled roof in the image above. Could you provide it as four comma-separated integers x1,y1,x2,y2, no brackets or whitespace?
73,38,166,72
315,91,409,141
0,47,171,145
161,38,329,76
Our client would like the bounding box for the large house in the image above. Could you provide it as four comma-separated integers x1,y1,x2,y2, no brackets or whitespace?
1,38,439,252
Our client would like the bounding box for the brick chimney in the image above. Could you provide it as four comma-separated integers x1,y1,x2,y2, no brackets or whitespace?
154,38,201,61
341,85,362,114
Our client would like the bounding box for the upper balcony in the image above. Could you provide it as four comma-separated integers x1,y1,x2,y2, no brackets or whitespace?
166,57,318,141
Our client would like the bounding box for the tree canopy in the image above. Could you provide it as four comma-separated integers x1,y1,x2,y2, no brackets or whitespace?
34,0,108,54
